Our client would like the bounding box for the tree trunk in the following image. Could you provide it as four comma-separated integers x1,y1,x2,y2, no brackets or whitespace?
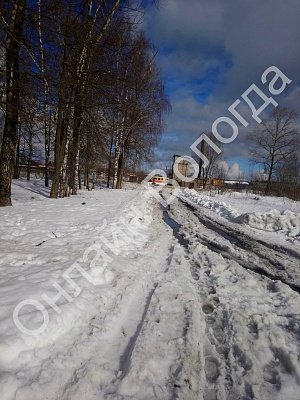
203,170,207,189
13,123,21,179
116,150,125,189
59,130,71,198
73,147,80,193
113,128,121,188
265,155,275,195
67,90,83,195
116,136,131,189
107,134,114,188
265,165,273,195
0,0,25,206
85,166,90,190
26,129,33,181
50,107,68,198
78,168,82,190
38,0,51,188
44,105,51,187
198,139,205,179
49,21,73,199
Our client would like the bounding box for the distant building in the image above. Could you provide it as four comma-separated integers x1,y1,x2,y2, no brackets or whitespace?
211,179,224,187
224,180,250,189
171,154,190,187
254,170,268,182
123,173,138,183
17,161,53,180
211,179,250,190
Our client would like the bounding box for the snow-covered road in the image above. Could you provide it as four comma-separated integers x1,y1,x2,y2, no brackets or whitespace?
0,181,300,400
165,194,300,400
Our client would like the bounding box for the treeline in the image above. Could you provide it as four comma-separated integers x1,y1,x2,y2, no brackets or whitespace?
0,0,169,206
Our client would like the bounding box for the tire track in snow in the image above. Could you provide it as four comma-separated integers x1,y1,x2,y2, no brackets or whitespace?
161,205,234,399
117,282,158,380
161,198,300,399
117,240,178,381
177,198,300,295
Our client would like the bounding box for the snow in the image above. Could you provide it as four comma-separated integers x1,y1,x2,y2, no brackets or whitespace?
236,209,300,237
178,189,239,220
1,180,300,399
180,189,300,241
0,180,156,399
213,190,300,215
223,180,249,185
168,194,300,400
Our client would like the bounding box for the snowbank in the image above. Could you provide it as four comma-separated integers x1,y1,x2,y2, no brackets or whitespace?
179,189,300,239
236,209,300,237
0,180,155,399
179,189,239,220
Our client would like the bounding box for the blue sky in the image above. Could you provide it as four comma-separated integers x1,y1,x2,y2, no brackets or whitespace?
142,0,300,178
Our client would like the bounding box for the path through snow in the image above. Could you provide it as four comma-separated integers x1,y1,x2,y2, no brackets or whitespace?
0,181,300,399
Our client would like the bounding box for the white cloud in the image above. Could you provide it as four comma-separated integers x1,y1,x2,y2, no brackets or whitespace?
143,0,300,167
217,161,244,180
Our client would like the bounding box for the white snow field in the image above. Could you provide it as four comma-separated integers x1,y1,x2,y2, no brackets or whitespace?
0,181,300,400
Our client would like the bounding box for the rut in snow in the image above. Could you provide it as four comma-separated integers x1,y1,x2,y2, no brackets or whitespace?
169,198,300,295
161,204,236,398
117,239,177,381
117,282,158,380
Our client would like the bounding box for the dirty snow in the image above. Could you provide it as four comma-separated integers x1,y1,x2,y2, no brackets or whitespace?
0,180,300,400
180,189,300,240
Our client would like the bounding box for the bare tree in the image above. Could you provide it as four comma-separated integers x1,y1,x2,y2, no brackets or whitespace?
0,0,26,206
37,0,52,187
0,0,165,204
111,33,169,188
196,132,222,188
49,0,124,198
213,161,230,180
279,154,300,185
248,107,300,195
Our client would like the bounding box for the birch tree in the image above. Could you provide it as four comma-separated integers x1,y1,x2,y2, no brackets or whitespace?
37,0,52,187
0,0,26,206
112,33,169,188
50,0,123,198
